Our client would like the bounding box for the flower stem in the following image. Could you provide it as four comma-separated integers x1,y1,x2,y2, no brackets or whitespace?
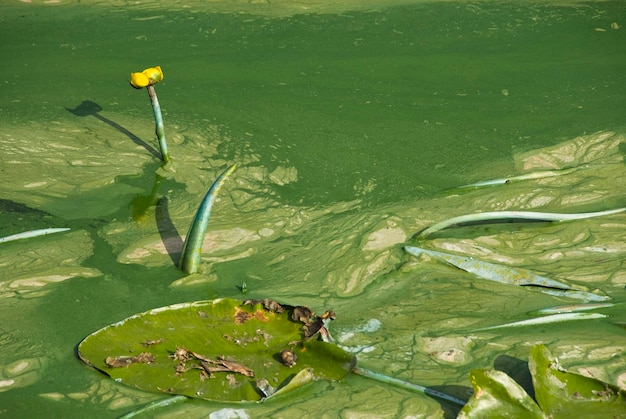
352,366,466,406
146,85,170,162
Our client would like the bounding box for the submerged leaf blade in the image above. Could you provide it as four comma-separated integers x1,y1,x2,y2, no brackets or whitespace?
473,312,607,332
404,246,609,302
0,227,70,243
416,208,625,239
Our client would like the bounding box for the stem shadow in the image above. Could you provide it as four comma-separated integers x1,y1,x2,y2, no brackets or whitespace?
66,100,161,159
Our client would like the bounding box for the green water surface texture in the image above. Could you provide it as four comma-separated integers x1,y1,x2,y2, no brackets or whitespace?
0,0,625,418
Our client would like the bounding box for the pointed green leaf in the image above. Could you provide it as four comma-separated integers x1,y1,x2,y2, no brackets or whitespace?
415,208,625,239
458,369,544,418
530,344,626,416
0,227,70,243
179,165,237,274
78,298,356,402
473,312,607,331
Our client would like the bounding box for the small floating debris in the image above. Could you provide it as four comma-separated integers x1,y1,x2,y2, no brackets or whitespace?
279,349,297,368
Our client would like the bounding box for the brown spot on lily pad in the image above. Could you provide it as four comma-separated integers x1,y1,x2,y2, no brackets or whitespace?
234,307,269,324
253,310,269,322
105,352,155,368
291,306,313,323
234,307,253,324
141,338,165,347
243,298,285,313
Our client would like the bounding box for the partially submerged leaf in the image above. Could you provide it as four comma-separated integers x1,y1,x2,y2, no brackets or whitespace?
455,167,581,189
458,369,544,418
179,165,237,274
527,303,615,316
472,312,607,332
404,246,609,302
529,344,626,416
0,227,70,244
77,298,356,402
415,208,625,239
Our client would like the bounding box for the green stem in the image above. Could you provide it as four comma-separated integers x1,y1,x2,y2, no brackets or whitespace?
416,208,625,239
352,366,466,406
178,165,237,274
146,85,170,162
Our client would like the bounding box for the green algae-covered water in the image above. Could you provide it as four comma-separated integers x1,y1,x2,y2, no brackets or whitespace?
1,1,625,417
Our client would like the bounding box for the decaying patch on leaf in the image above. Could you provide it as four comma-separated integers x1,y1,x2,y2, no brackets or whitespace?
198,356,255,378
171,346,192,362
222,328,274,347
141,338,165,347
303,310,336,342
105,352,155,368
291,306,314,323
171,347,255,379
287,304,337,342
233,306,270,324
243,298,285,313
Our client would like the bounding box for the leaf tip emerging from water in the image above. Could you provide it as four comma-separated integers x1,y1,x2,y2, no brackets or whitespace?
178,164,237,274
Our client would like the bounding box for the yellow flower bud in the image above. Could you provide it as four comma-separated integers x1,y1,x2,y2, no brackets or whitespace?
130,72,150,89
142,66,164,84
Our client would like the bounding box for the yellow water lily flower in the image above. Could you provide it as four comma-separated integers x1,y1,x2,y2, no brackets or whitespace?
143,66,163,84
130,72,150,89
129,66,164,89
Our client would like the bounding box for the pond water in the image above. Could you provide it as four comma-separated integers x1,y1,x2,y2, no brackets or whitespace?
1,0,625,417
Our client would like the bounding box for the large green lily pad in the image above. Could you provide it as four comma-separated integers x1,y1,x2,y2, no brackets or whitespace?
77,298,356,402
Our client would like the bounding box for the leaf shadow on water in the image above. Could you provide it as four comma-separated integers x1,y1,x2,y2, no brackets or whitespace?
0,199,65,236
493,354,535,400
65,100,162,160
619,141,626,166
426,385,473,418
155,196,183,266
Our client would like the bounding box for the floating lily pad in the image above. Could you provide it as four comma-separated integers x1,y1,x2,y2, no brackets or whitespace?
77,298,356,402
